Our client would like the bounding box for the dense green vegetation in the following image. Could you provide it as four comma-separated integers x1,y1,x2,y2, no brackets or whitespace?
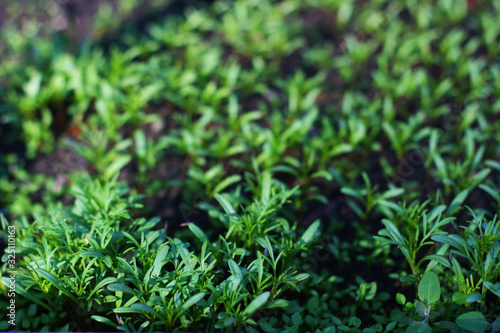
1,0,499,332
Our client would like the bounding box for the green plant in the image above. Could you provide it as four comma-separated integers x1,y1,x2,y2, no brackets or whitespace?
431,212,500,310
341,172,404,222
374,202,454,284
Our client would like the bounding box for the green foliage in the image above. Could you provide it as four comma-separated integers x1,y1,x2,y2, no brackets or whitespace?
0,176,309,332
0,0,499,331
375,202,454,281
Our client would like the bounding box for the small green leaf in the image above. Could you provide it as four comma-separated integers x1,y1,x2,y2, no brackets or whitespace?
289,273,309,285
103,256,113,268
151,243,169,277
300,220,320,245
406,321,431,333
396,293,406,305
261,171,272,202
431,234,469,255
228,259,243,277
331,316,343,326
415,301,429,318
134,130,147,159
108,283,136,295
131,303,157,316
484,281,500,297
427,205,446,222
91,315,118,328
242,291,270,317
351,317,361,328
188,223,209,243
469,169,491,188
386,321,397,331
215,194,236,214
341,187,363,200
181,292,206,311
311,170,333,181
400,275,418,284
446,189,469,215
213,175,241,195
418,271,440,304
380,219,406,245
265,299,289,309
456,312,489,333
380,187,404,199
465,291,484,303
88,277,117,299
114,306,148,315
104,155,132,179
420,254,451,268
292,313,302,326
452,292,468,305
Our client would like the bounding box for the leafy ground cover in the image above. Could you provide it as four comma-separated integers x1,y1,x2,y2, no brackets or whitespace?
1,0,500,332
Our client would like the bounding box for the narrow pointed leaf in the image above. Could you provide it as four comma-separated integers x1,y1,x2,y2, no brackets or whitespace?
242,291,270,317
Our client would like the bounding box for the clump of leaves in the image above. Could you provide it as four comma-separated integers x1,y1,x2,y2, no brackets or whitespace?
0,173,316,332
